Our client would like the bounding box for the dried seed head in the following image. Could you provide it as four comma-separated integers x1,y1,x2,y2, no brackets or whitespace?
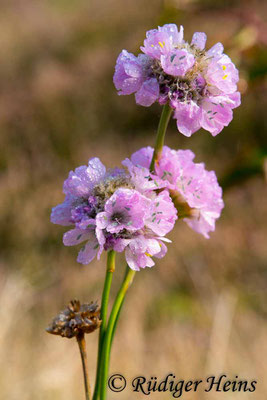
46,300,101,339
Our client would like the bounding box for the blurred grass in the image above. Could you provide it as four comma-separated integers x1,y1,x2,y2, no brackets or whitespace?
0,0,267,399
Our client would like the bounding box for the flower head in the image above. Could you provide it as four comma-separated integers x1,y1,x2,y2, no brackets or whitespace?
125,146,224,238
51,157,177,270
46,300,101,339
113,24,240,136
96,188,150,234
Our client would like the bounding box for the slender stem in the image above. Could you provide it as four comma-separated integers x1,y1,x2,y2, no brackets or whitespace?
110,298,124,346
93,250,116,400
77,333,91,400
99,266,136,400
100,251,116,342
150,103,173,172
110,263,129,345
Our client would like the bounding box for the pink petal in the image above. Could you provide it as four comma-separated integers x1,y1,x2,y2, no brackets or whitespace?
191,32,207,50
174,101,202,136
135,78,159,107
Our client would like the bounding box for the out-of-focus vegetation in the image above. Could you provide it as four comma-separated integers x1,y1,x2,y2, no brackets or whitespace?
0,0,266,399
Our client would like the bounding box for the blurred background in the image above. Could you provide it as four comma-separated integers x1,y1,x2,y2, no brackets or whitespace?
0,0,266,399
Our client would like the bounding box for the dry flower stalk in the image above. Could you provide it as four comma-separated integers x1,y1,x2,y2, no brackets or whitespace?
46,300,101,400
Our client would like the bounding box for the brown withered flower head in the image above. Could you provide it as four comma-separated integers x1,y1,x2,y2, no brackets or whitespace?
46,300,101,339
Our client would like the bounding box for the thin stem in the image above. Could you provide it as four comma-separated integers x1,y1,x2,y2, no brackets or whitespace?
110,263,129,345
99,266,136,400
93,250,116,400
110,298,124,346
77,333,91,400
150,103,173,172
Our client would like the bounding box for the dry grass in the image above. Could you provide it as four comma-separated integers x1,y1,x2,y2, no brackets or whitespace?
0,0,266,399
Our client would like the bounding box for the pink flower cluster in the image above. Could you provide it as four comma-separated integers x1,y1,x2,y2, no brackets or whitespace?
51,157,177,271
113,24,240,136
51,147,223,270
123,146,224,238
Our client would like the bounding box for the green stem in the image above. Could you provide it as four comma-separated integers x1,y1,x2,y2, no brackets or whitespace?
110,264,129,345
77,333,91,400
110,298,124,346
93,250,116,400
150,103,173,172
99,266,136,400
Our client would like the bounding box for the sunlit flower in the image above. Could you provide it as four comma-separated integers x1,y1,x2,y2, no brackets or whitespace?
114,24,240,136
51,157,177,270
124,146,224,238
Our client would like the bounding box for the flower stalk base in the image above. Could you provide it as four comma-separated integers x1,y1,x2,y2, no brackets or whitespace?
99,266,136,400
77,333,92,400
